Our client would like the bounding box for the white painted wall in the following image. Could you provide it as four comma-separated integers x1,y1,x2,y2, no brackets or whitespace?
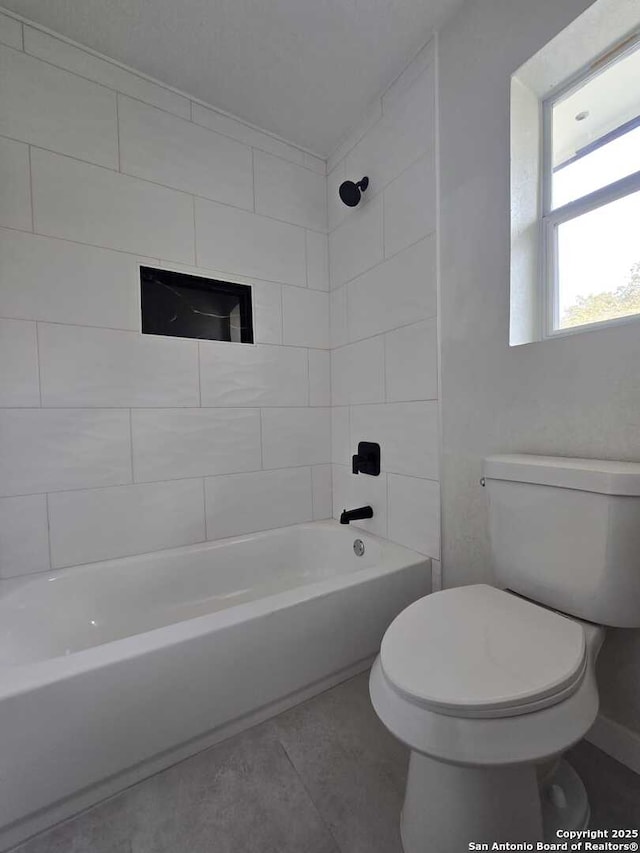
438,0,640,737
327,43,440,567
0,8,331,577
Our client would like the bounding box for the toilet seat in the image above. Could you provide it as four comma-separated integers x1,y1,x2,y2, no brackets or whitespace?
380,585,587,719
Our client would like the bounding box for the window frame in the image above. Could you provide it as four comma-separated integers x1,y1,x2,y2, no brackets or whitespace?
540,38,640,338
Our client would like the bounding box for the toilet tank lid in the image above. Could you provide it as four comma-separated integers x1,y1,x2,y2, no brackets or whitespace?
483,454,640,496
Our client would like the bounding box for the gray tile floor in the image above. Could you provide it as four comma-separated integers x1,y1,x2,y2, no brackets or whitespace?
13,673,640,853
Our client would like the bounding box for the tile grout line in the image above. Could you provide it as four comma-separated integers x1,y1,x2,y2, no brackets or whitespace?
44,492,54,571
34,320,43,406
27,144,35,233
11,30,326,174
115,92,121,172
276,739,345,853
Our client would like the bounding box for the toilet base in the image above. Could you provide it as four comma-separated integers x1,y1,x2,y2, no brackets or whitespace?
400,751,544,852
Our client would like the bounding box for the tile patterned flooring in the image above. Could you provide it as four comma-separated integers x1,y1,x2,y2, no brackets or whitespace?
13,673,640,852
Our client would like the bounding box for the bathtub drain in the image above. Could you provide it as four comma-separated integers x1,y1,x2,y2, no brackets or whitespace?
353,539,365,557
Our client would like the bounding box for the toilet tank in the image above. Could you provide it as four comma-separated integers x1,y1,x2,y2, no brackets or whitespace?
483,455,640,627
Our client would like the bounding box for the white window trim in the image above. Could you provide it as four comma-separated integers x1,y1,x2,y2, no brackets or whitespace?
540,40,640,339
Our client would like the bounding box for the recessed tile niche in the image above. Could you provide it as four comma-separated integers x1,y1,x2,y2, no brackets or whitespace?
140,266,254,343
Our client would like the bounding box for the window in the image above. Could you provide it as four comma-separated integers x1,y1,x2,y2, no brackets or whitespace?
542,39,640,334
140,266,254,343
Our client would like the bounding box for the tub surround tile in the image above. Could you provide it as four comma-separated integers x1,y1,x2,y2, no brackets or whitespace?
261,408,331,470
131,408,261,483
118,95,253,210
0,44,118,169
0,136,31,231
0,409,132,497
191,102,317,172
254,150,327,232
311,465,333,520
39,325,200,408
0,494,50,578
331,407,351,466
306,231,330,292
349,401,439,480
331,337,385,406
282,287,330,349
309,350,331,407
384,319,438,403
383,154,436,259
0,11,21,49
199,342,308,408
0,230,142,330
31,149,195,264
388,474,440,557
49,479,206,568
344,64,434,197
326,160,347,232
347,235,436,342
205,468,313,540
330,286,349,349
331,465,388,538
0,319,40,407
195,198,306,287
329,196,383,289
252,281,283,345
24,26,191,119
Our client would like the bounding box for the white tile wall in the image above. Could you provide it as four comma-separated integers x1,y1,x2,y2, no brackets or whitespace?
0,409,132,497
331,337,385,406
345,64,435,195
311,464,332,520
350,402,439,479
252,281,283,345
282,287,330,348
48,479,206,568
0,230,142,330
0,10,21,49
383,154,436,258
330,286,349,349
308,350,331,406
254,150,327,231
195,198,306,286
118,95,253,209
191,102,321,173
329,195,383,288
0,494,50,578
0,45,118,168
332,465,388,538
388,474,440,557
205,467,313,540
32,149,195,263
331,407,351,465
199,342,308,407
348,235,436,342
385,319,438,403
131,408,262,482
38,324,200,408
0,136,31,230
305,231,329,291
0,319,39,406
328,43,439,563
261,407,331,469
24,27,191,119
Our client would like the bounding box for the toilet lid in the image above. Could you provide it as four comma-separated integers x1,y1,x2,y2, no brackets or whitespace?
380,585,587,719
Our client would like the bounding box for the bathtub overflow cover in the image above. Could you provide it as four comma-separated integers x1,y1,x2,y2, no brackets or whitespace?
353,539,365,557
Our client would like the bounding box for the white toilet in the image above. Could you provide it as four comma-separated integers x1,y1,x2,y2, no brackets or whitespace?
370,454,640,849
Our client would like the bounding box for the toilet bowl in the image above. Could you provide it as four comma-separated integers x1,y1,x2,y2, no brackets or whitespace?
369,585,604,848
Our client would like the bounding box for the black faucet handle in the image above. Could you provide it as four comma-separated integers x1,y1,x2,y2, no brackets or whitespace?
352,442,380,476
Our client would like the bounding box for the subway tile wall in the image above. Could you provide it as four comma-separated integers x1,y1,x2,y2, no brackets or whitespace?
328,40,441,560
0,7,331,578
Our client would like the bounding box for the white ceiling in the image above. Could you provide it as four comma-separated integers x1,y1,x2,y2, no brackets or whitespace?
2,0,461,157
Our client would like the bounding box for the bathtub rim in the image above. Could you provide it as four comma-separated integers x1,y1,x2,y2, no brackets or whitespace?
0,520,430,697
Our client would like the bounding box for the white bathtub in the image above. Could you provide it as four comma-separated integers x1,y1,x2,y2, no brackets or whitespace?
0,520,430,849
